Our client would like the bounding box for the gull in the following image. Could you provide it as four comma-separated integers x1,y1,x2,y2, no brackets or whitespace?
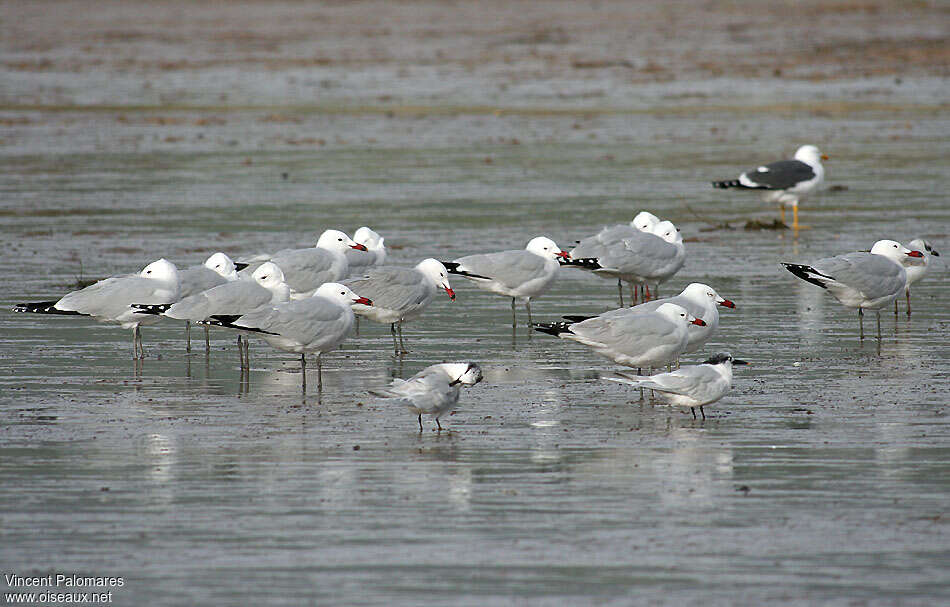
782,239,924,339
712,144,828,230
240,229,367,299
567,211,662,305
896,238,940,316
533,302,705,370
345,258,455,354
370,362,483,431
562,220,686,305
606,352,749,420
443,236,568,327
14,259,180,359
133,262,291,369
174,252,241,352
563,282,735,354
345,226,387,274
200,283,372,390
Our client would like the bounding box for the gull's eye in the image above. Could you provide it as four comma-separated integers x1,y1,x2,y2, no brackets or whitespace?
260,275,268,280
146,270,152,274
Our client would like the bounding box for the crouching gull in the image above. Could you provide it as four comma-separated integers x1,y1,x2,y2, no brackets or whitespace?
782,239,923,340
712,144,827,231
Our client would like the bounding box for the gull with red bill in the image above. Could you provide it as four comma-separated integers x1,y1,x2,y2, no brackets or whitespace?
782,239,924,340
199,282,372,390
442,236,569,328
238,229,368,299
562,282,735,355
344,258,456,355
533,303,706,371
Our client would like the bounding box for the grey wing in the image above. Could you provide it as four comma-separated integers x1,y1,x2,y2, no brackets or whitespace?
241,297,348,341
380,368,455,412
629,295,701,318
270,248,336,293
345,247,379,272
646,366,718,397
57,275,168,317
741,160,814,189
814,253,905,299
167,281,271,320
457,250,547,288
593,232,675,276
178,266,228,298
345,267,432,310
571,312,675,350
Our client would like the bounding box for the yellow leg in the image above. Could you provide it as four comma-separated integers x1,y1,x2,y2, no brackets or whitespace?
792,205,799,231
780,205,786,224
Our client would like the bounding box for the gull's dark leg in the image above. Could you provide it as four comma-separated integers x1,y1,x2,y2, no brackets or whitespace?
876,311,882,341
511,298,517,328
858,308,864,340
390,323,398,354
700,406,706,420
204,326,210,354
691,407,697,419
185,322,191,353
316,352,323,388
906,288,912,317
617,280,624,307
436,418,443,432
301,353,307,393
417,414,423,432
525,300,532,326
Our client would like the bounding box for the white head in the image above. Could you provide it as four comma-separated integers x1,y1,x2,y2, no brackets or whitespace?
439,362,484,387
316,229,367,254
203,252,238,280
680,283,735,309
415,258,455,300
794,145,826,165
870,239,923,264
314,282,373,307
252,262,286,288
140,258,179,284
655,302,706,327
353,226,385,251
253,262,290,301
631,211,661,232
651,220,682,244
525,236,569,260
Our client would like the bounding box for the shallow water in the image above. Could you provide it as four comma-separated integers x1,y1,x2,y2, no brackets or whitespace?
3,3,950,602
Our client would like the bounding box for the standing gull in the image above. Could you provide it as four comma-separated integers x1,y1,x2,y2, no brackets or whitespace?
712,144,827,231
562,220,686,305
345,258,455,354
533,303,705,370
200,282,372,390
133,262,291,369
606,352,748,420
240,229,367,299
782,239,923,339
563,282,735,354
371,362,483,431
897,238,940,316
14,259,180,359
175,252,241,352
443,236,568,327
567,211,661,305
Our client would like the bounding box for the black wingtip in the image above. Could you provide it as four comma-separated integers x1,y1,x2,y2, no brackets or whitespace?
12,301,82,315
440,261,491,280
234,262,250,271
199,314,278,335
130,303,170,315
781,263,829,289
559,257,602,270
531,321,574,337
712,179,739,189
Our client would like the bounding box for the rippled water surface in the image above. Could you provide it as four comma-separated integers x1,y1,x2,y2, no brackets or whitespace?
2,5,950,605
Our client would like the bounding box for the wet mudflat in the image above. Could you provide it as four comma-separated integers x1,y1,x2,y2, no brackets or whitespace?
2,2,949,605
